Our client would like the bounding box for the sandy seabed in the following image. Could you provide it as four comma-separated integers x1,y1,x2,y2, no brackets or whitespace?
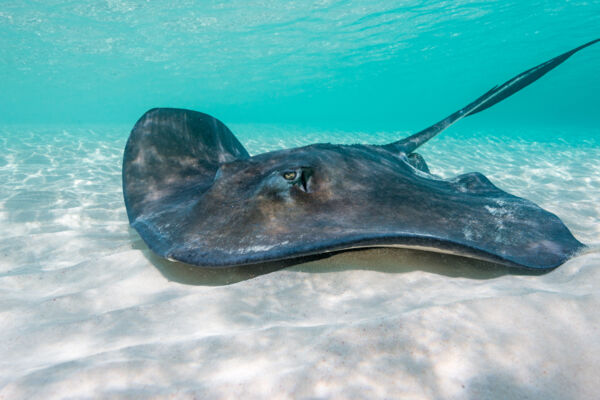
1,124,599,399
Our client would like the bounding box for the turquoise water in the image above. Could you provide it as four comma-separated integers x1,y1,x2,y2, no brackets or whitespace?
2,2,600,398
1,1,599,128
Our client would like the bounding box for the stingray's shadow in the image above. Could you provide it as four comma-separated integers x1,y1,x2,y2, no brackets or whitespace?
130,230,549,286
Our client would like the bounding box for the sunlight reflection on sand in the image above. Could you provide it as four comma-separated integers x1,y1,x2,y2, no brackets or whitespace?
0,125,599,399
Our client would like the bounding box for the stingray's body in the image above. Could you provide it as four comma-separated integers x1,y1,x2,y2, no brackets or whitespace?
124,40,598,270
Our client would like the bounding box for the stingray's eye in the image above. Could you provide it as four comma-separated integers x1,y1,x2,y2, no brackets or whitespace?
280,167,313,193
283,171,297,181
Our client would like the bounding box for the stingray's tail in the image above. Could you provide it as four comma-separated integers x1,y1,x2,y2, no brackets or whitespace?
387,38,599,154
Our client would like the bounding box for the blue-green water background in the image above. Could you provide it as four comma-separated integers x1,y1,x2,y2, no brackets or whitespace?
3,3,600,396
1,1,599,130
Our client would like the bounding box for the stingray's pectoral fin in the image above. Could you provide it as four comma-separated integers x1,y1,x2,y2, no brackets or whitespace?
387,38,599,154
122,108,249,255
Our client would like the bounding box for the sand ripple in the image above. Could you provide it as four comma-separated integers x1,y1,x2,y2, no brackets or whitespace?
0,125,599,399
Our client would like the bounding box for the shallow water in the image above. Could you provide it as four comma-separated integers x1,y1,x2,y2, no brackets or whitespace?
2,124,600,398
2,1,600,127
1,0,600,398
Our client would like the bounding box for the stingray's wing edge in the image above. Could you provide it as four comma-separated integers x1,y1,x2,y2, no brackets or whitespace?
123,107,249,228
167,233,584,271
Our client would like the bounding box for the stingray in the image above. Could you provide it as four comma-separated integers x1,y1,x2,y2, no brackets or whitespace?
123,39,598,270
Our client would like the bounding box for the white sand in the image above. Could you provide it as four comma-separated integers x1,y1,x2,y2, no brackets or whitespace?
1,125,599,399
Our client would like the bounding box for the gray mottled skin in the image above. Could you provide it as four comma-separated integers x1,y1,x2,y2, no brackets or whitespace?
123,40,598,270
